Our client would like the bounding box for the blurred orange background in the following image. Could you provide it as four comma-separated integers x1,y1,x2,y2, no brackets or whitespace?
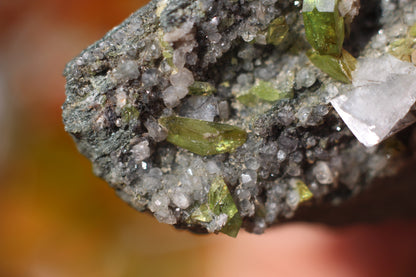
0,1,415,276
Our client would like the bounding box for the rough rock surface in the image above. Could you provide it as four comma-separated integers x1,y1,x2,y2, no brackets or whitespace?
63,0,416,235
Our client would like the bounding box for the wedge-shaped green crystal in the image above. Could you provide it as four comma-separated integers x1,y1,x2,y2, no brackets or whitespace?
190,203,212,223
159,116,247,156
267,16,289,46
236,93,258,107
295,180,314,203
303,0,344,56
188,81,216,95
191,176,242,237
250,80,293,102
389,23,416,63
389,38,415,62
307,49,356,83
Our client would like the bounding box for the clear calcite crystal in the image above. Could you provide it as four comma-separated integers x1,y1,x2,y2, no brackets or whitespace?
331,55,416,147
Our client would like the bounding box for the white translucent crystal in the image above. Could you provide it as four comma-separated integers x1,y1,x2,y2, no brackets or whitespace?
206,214,228,233
295,67,316,89
162,86,189,107
183,96,218,122
170,68,194,87
163,21,194,42
149,192,170,212
131,140,151,162
171,192,190,209
173,49,186,68
286,190,300,209
303,0,337,12
206,160,220,174
144,117,168,142
115,60,140,80
115,87,127,110
331,55,416,147
277,150,287,162
313,161,334,184
218,101,230,120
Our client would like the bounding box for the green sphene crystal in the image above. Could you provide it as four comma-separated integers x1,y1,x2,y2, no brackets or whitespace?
250,80,293,102
302,0,344,56
237,93,259,107
191,176,242,237
121,106,140,122
190,203,212,223
266,16,289,46
188,81,216,95
409,23,416,38
389,23,416,63
159,116,247,156
307,49,356,83
295,180,314,203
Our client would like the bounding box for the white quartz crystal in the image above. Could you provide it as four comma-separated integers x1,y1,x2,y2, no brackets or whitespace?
331,55,416,147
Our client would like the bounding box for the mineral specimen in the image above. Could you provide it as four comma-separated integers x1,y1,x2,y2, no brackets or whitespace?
63,0,416,236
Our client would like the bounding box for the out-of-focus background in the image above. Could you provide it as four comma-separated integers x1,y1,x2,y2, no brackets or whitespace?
0,1,416,276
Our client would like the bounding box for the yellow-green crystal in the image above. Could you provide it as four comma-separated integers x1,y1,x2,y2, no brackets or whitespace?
250,80,293,102
237,93,258,107
409,23,416,38
190,203,212,223
159,116,247,156
188,81,216,95
295,180,314,203
266,16,289,46
191,176,242,237
389,23,416,63
307,49,356,83
121,106,140,122
158,30,174,66
209,177,241,237
303,0,344,56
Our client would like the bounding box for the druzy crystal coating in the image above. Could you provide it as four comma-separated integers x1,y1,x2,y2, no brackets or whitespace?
63,0,416,236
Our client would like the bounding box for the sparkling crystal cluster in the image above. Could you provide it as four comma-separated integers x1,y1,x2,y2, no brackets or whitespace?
63,0,416,235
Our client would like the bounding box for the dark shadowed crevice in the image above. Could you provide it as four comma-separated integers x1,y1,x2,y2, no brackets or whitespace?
344,0,382,57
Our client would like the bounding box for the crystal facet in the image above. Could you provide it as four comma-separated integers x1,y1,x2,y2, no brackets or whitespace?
159,116,247,156
307,49,356,83
331,55,416,147
303,0,344,56
191,176,242,237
